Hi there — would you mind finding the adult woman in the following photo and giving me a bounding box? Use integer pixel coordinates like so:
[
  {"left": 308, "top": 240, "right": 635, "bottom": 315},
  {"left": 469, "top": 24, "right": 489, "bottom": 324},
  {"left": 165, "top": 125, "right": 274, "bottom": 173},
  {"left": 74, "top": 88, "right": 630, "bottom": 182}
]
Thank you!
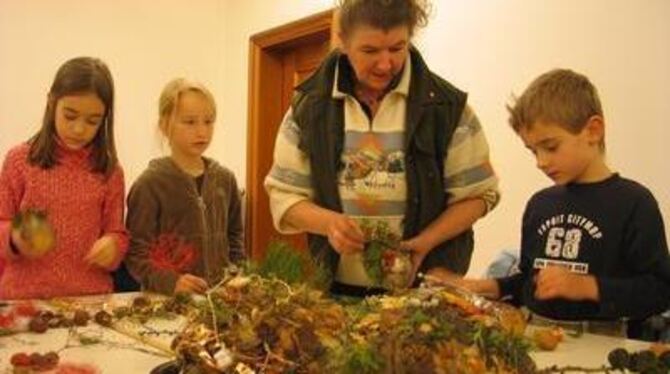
[{"left": 265, "top": 0, "right": 499, "bottom": 296}]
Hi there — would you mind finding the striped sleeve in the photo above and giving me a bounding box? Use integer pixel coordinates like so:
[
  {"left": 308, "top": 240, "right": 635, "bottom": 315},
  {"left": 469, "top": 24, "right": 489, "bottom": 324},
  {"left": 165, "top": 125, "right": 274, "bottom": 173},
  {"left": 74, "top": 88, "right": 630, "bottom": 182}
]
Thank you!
[
  {"left": 443, "top": 104, "right": 500, "bottom": 213},
  {"left": 263, "top": 107, "right": 314, "bottom": 233}
]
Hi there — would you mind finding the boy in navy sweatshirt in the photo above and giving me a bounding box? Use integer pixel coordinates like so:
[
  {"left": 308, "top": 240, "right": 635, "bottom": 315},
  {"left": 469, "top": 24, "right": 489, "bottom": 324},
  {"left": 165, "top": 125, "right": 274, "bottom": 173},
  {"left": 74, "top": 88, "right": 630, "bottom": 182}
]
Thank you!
[{"left": 448, "top": 69, "right": 670, "bottom": 336}]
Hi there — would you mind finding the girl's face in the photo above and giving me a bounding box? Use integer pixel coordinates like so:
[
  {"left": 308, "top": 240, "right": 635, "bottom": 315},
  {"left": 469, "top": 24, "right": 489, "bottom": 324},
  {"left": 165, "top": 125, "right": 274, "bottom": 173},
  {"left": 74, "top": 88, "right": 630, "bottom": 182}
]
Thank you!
[
  {"left": 54, "top": 93, "right": 105, "bottom": 150},
  {"left": 164, "top": 91, "right": 215, "bottom": 160}
]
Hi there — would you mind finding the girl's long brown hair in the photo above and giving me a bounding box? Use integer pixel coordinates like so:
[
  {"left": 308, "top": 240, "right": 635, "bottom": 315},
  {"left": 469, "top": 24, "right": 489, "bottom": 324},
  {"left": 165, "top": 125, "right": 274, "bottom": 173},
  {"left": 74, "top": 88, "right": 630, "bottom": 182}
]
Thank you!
[{"left": 28, "top": 56, "right": 118, "bottom": 177}]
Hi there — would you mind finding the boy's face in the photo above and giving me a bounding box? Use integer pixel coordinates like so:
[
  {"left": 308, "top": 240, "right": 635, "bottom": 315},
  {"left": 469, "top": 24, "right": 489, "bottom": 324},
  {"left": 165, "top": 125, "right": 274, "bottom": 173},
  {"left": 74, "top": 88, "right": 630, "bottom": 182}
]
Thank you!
[
  {"left": 518, "top": 118, "right": 604, "bottom": 185},
  {"left": 163, "top": 91, "right": 215, "bottom": 161},
  {"left": 54, "top": 93, "right": 105, "bottom": 150},
  {"left": 340, "top": 24, "right": 409, "bottom": 94}
]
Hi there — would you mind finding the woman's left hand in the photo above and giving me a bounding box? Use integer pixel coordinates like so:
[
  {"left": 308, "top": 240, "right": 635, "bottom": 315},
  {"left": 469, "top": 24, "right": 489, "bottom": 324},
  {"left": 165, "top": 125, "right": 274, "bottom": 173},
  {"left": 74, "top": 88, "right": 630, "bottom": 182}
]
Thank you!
[
  {"left": 400, "top": 237, "right": 432, "bottom": 286},
  {"left": 85, "top": 235, "right": 118, "bottom": 269}
]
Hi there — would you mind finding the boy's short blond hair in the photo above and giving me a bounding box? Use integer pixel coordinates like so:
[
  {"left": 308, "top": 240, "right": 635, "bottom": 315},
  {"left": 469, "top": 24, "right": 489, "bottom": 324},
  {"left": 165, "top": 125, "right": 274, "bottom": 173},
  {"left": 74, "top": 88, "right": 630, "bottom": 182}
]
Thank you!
[
  {"left": 507, "top": 69, "right": 603, "bottom": 136},
  {"left": 158, "top": 78, "right": 216, "bottom": 128}
]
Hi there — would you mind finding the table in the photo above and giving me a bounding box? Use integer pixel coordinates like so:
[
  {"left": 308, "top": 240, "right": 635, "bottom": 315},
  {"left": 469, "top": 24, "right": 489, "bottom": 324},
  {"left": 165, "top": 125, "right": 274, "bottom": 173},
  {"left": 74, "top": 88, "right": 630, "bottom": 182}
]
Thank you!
[
  {"left": 531, "top": 329, "right": 650, "bottom": 370},
  {"left": 0, "top": 324, "right": 169, "bottom": 373},
  {"left": 0, "top": 294, "right": 655, "bottom": 373}
]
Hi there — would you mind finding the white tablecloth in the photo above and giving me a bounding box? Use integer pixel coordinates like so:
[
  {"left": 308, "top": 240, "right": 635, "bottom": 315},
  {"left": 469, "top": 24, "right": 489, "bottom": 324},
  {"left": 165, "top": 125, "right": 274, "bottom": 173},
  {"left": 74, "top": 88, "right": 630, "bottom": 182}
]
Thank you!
[{"left": 0, "top": 294, "right": 654, "bottom": 373}]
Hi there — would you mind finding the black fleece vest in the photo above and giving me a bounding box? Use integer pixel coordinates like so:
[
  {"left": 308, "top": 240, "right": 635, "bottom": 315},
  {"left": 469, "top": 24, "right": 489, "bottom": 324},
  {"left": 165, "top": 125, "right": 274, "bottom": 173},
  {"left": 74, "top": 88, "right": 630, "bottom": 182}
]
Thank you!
[{"left": 291, "top": 47, "right": 474, "bottom": 281}]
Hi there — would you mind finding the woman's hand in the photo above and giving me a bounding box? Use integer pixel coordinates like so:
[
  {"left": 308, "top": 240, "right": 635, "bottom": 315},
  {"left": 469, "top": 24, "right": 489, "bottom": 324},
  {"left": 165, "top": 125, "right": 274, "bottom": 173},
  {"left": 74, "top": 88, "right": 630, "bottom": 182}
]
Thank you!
[
  {"left": 400, "top": 236, "right": 432, "bottom": 285},
  {"left": 326, "top": 214, "right": 365, "bottom": 254},
  {"left": 174, "top": 274, "right": 209, "bottom": 294},
  {"left": 85, "top": 235, "right": 119, "bottom": 268}
]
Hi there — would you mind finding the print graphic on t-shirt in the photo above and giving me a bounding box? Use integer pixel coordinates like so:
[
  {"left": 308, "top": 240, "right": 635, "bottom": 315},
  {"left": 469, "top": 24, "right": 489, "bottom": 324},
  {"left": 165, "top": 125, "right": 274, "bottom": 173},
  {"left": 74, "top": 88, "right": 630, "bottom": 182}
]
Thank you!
[
  {"left": 340, "top": 132, "right": 404, "bottom": 192},
  {"left": 338, "top": 131, "right": 406, "bottom": 222},
  {"left": 534, "top": 213, "right": 603, "bottom": 274},
  {"left": 533, "top": 258, "right": 589, "bottom": 274}
]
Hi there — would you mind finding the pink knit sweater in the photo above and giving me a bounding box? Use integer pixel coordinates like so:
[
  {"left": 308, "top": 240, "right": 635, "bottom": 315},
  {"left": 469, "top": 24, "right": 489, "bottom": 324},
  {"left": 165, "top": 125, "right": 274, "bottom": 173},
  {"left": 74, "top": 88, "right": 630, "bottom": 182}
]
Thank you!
[{"left": 0, "top": 142, "right": 128, "bottom": 300}]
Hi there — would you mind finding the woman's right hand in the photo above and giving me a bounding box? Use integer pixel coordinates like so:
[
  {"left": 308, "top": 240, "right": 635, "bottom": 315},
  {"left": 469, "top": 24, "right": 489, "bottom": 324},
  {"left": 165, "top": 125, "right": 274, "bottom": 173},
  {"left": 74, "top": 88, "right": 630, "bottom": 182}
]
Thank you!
[
  {"left": 326, "top": 214, "right": 365, "bottom": 255},
  {"left": 174, "top": 274, "right": 209, "bottom": 294}
]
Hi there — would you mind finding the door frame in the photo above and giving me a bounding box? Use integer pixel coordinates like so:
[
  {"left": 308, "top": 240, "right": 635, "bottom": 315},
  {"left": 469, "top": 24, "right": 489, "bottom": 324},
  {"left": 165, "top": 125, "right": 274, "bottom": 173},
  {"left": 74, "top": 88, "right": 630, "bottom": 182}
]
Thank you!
[{"left": 246, "top": 9, "right": 334, "bottom": 260}]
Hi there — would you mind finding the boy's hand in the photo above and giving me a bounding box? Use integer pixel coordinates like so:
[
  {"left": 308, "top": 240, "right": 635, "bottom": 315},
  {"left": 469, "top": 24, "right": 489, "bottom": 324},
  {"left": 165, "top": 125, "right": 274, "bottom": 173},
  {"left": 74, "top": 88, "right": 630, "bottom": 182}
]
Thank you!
[
  {"left": 535, "top": 266, "right": 599, "bottom": 301},
  {"left": 85, "top": 236, "right": 118, "bottom": 269},
  {"left": 326, "top": 214, "right": 365, "bottom": 254},
  {"left": 174, "top": 274, "right": 208, "bottom": 294}
]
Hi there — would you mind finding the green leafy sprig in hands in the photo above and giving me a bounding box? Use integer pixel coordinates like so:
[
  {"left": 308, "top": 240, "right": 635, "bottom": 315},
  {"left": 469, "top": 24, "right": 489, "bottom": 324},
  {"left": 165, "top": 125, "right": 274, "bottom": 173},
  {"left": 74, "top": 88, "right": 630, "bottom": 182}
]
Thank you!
[{"left": 360, "top": 220, "right": 412, "bottom": 289}]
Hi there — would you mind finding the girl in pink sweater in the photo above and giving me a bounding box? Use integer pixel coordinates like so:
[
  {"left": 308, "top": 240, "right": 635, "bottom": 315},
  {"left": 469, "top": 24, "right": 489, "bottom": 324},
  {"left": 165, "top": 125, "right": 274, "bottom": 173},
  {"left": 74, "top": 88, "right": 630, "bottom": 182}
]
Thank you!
[{"left": 0, "top": 57, "right": 128, "bottom": 300}]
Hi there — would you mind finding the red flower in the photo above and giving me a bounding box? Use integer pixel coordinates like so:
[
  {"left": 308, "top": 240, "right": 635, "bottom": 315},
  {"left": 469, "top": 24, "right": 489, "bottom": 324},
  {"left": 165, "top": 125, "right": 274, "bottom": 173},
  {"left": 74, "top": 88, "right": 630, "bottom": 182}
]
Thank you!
[{"left": 148, "top": 233, "right": 197, "bottom": 273}]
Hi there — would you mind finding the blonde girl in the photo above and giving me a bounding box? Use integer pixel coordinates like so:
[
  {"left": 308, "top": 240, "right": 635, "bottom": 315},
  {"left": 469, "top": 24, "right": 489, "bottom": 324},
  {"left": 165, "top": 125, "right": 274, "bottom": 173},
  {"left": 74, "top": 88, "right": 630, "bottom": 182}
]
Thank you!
[{"left": 125, "top": 79, "right": 244, "bottom": 294}]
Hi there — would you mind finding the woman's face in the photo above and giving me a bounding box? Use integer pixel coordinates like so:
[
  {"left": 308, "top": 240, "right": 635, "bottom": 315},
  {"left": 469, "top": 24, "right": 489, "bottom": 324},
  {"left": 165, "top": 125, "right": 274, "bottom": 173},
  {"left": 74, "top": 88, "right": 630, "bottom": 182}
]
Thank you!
[
  {"left": 341, "top": 24, "right": 410, "bottom": 94},
  {"left": 54, "top": 93, "right": 105, "bottom": 150}
]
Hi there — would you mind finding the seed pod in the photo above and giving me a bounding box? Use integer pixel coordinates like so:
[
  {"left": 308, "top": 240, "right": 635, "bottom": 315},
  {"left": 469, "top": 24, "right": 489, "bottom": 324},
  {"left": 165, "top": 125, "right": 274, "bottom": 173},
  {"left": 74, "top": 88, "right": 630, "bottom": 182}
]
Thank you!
[
  {"left": 608, "top": 348, "right": 630, "bottom": 370},
  {"left": 94, "top": 310, "right": 113, "bottom": 327},
  {"left": 10, "top": 352, "right": 31, "bottom": 367},
  {"left": 43, "top": 351, "right": 59, "bottom": 367},
  {"left": 28, "top": 316, "right": 49, "bottom": 333},
  {"left": 73, "top": 310, "right": 90, "bottom": 326}
]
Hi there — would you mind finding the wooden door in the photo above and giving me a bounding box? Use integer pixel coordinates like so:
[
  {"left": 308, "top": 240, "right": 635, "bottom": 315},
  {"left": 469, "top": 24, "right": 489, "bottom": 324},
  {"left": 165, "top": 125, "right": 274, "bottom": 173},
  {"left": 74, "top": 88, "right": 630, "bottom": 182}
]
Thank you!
[{"left": 247, "top": 10, "right": 333, "bottom": 260}]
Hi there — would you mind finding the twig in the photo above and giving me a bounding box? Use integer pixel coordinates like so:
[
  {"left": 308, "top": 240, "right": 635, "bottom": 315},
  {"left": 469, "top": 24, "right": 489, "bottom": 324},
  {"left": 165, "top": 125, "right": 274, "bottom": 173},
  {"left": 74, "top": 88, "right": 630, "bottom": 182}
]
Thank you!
[{"left": 537, "top": 365, "right": 613, "bottom": 373}]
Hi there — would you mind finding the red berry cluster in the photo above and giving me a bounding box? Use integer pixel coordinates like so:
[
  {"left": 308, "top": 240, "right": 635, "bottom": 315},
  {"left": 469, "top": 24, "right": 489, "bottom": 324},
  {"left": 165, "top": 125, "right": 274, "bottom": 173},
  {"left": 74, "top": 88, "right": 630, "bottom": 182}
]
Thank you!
[
  {"left": 0, "top": 302, "right": 39, "bottom": 330},
  {"left": 28, "top": 310, "right": 91, "bottom": 333},
  {"left": 10, "top": 351, "right": 59, "bottom": 371}
]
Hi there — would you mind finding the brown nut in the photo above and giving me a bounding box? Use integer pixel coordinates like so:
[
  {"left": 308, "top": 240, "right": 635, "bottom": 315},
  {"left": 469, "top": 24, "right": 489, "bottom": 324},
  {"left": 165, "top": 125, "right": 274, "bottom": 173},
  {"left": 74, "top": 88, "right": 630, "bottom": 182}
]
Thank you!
[
  {"left": 28, "top": 317, "right": 49, "bottom": 333},
  {"left": 94, "top": 310, "right": 113, "bottom": 327},
  {"left": 533, "top": 328, "right": 562, "bottom": 351},
  {"left": 72, "top": 310, "right": 90, "bottom": 326}
]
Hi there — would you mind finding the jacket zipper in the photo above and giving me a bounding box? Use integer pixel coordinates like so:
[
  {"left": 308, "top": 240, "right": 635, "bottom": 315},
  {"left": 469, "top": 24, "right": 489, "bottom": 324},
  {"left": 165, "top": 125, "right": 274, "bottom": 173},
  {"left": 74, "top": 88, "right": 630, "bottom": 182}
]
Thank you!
[{"left": 191, "top": 176, "right": 211, "bottom": 284}]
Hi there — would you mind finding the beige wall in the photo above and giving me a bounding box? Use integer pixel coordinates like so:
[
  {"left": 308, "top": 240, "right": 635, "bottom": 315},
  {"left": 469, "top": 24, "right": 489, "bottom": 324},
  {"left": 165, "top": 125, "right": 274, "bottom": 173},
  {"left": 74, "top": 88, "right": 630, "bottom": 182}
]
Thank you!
[
  {"left": 1, "top": 0, "right": 668, "bottom": 276},
  {"left": 0, "top": 0, "right": 227, "bottom": 185},
  {"left": 221, "top": 0, "right": 670, "bottom": 276}
]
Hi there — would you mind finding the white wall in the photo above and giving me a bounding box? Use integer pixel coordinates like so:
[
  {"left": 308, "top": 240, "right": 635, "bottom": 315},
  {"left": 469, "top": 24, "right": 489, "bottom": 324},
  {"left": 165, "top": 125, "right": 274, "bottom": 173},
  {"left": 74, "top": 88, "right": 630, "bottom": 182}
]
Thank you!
[
  {"left": 1, "top": 0, "right": 668, "bottom": 277},
  {"left": 413, "top": 0, "right": 670, "bottom": 275},
  {"left": 0, "top": 0, "right": 227, "bottom": 186},
  {"left": 221, "top": 0, "right": 670, "bottom": 276}
]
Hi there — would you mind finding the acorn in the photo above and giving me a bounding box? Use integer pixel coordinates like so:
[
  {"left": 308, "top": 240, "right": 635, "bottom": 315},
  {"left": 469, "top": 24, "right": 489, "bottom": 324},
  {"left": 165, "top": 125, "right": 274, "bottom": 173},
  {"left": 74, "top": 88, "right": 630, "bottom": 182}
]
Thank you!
[
  {"left": 94, "top": 310, "right": 113, "bottom": 327},
  {"left": 42, "top": 351, "right": 59, "bottom": 368},
  {"left": 72, "top": 310, "right": 90, "bottom": 326},
  {"left": 628, "top": 350, "right": 658, "bottom": 372},
  {"left": 29, "top": 352, "right": 44, "bottom": 366},
  {"left": 28, "top": 316, "right": 49, "bottom": 333},
  {"left": 608, "top": 348, "right": 630, "bottom": 370},
  {"left": 10, "top": 352, "right": 31, "bottom": 367}
]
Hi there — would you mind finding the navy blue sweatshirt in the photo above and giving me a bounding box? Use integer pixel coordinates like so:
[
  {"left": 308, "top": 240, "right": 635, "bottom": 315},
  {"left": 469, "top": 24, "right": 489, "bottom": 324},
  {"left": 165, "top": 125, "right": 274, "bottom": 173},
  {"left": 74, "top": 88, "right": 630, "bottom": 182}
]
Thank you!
[{"left": 498, "top": 174, "right": 670, "bottom": 321}]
